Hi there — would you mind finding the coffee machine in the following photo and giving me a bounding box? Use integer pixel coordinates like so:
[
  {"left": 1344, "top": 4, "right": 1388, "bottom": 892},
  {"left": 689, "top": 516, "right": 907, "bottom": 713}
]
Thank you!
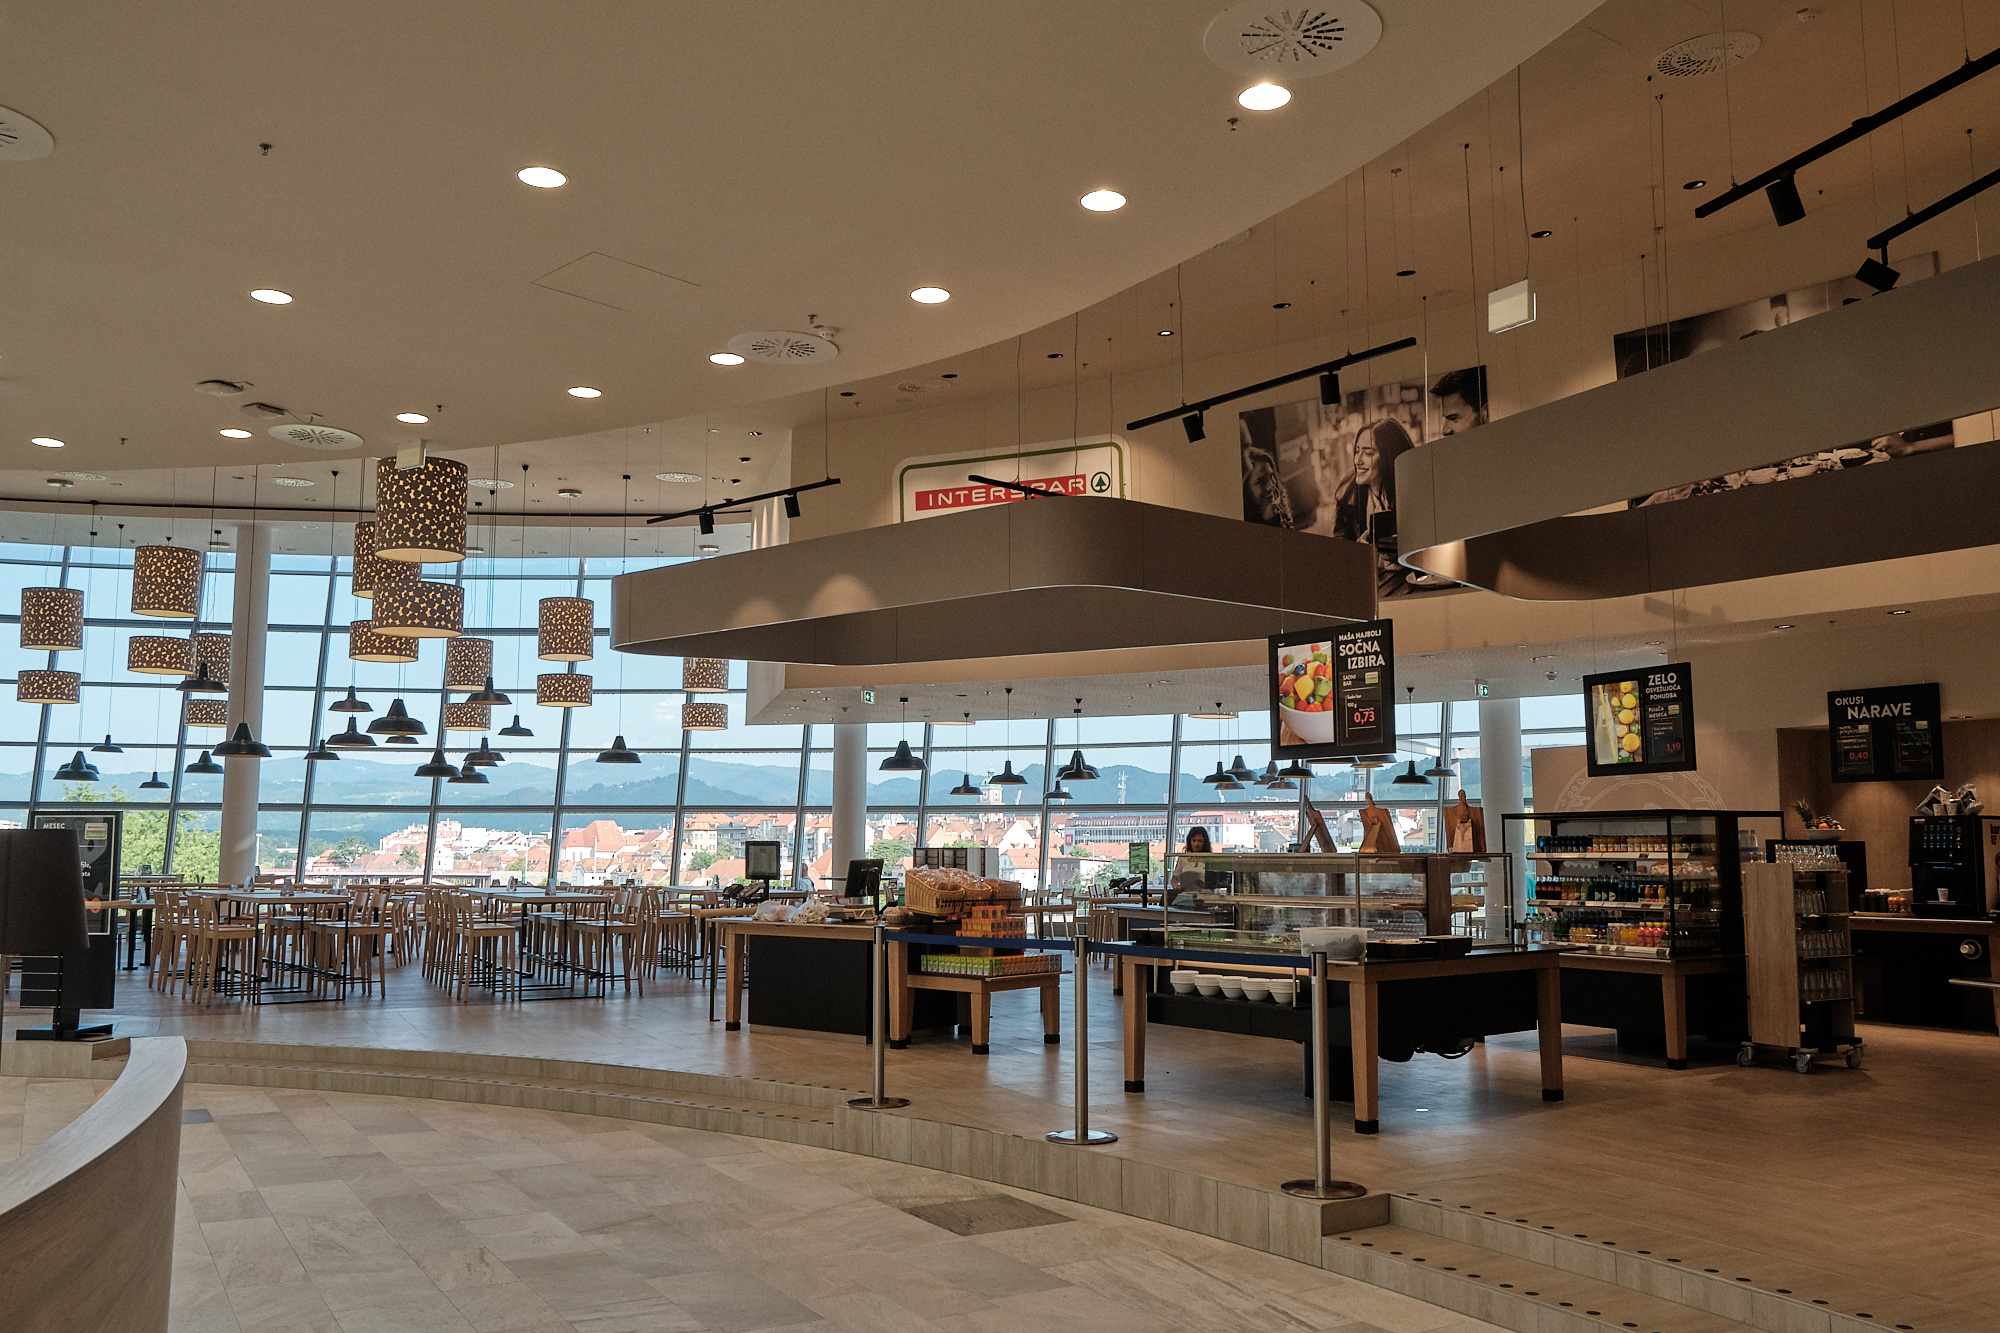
[{"left": 1907, "top": 815, "right": 1992, "bottom": 919}]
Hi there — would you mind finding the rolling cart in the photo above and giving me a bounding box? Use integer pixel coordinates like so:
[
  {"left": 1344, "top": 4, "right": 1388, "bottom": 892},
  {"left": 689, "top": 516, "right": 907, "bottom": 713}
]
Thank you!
[{"left": 1739, "top": 859, "right": 1864, "bottom": 1073}]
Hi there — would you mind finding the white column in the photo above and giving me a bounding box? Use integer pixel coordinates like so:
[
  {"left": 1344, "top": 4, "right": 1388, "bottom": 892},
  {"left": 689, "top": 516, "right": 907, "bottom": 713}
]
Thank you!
[
  {"left": 1477, "top": 696, "right": 1525, "bottom": 939},
  {"left": 830, "top": 722, "right": 867, "bottom": 890},
  {"left": 218, "top": 522, "right": 271, "bottom": 886}
]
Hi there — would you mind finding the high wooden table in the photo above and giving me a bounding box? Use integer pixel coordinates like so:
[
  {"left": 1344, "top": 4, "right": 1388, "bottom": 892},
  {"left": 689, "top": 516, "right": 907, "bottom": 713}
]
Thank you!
[{"left": 1115, "top": 944, "right": 1564, "bottom": 1134}]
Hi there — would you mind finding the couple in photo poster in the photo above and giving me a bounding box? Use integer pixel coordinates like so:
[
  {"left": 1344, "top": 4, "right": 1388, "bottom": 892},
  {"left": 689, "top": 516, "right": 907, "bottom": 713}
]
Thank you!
[{"left": 1238, "top": 365, "right": 1485, "bottom": 597}]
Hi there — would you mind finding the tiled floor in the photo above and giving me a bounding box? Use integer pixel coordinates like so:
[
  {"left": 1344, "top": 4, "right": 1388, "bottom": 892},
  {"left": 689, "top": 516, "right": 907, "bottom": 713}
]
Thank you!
[
  {"left": 4, "top": 1076, "right": 1507, "bottom": 1333},
  {"left": 9, "top": 955, "right": 1999, "bottom": 1328}
]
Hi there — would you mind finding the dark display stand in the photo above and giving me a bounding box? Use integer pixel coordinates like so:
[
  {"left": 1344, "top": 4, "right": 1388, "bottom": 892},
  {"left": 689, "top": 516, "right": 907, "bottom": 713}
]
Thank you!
[
  {"left": 17, "top": 811, "right": 120, "bottom": 1041},
  {"left": 745, "top": 933, "right": 952, "bottom": 1039}
]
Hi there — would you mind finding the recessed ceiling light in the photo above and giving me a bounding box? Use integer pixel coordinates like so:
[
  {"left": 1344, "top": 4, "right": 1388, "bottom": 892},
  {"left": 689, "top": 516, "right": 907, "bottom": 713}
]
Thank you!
[
  {"left": 1644, "top": 640, "right": 1665, "bottom": 646},
  {"left": 1238, "top": 83, "right": 1291, "bottom": 111},
  {"left": 219, "top": 428, "right": 252, "bottom": 439},
  {"left": 1080, "top": 189, "right": 1126, "bottom": 212},
  {"left": 566, "top": 386, "right": 602, "bottom": 398},
  {"left": 1682, "top": 179, "right": 1708, "bottom": 190},
  {"left": 517, "top": 166, "right": 566, "bottom": 188},
  {"left": 271, "top": 476, "right": 314, "bottom": 488},
  {"left": 747, "top": 430, "right": 763, "bottom": 436},
  {"left": 250, "top": 288, "right": 293, "bottom": 304},
  {"left": 1395, "top": 268, "right": 1416, "bottom": 277},
  {"left": 709, "top": 352, "right": 745, "bottom": 365},
  {"left": 1157, "top": 329, "right": 1173, "bottom": 337},
  {"left": 1531, "top": 229, "right": 1554, "bottom": 238},
  {"left": 698, "top": 543, "right": 720, "bottom": 554},
  {"left": 656, "top": 471, "right": 701, "bottom": 483},
  {"left": 30, "top": 436, "right": 64, "bottom": 448},
  {"left": 1774, "top": 623, "right": 1795, "bottom": 630},
  {"left": 395, "top": 412, "right": 429, "bottom": 424},
  {"left": 910, "top": 287, "right": 950, "bottom": 304},
  {"left": 1888, "top": 608, "right": 1910, "bottom": 615},
  {"left": 1272, "top": 301, "right": 1292, "bottom": 309}
]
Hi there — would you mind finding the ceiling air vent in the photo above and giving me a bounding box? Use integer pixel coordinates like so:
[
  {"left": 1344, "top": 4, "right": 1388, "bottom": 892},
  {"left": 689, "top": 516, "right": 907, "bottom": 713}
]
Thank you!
[
  {"left": 0, "top": 104, "right": 54, "bottom": 161},
  {"left": 1202, "top": 2, "right": 1382, "bottom": 77},
  {"left": 726, "top": 330, "right": 838, "bottom": 365},
  {"left": 893, "top": 377, "right": 953, "bottom": 396},
  {"left": 1654, "top": 32, "right": 1759, "bottom": 78},
  {"left": 267, "top": 423, "right": 366, "bottom": 451}
]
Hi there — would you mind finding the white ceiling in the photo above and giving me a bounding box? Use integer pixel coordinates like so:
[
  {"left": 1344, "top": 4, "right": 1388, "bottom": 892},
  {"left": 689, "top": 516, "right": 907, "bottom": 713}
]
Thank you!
[{"left": 0, "top": 0, "right": 1597, "bottom": 477}]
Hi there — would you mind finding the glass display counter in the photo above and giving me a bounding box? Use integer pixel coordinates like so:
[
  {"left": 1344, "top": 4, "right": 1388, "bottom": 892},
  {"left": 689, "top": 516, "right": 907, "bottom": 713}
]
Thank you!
[{"left": 1158, "top": 851, "right": 1514, "bottom": 952}]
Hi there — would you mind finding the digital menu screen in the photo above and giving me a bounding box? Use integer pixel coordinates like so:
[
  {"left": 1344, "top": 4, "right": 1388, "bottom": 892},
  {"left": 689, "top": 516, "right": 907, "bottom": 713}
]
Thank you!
[
  {"left": 1827, "top": 682, "right": 1943, "bottom": 783},
  {"left": 1269, "top": 620, "right": 1398, "bottom": 762},
  {"left": 1583, "top": 663, "right": 1697, "bottom": 776}
]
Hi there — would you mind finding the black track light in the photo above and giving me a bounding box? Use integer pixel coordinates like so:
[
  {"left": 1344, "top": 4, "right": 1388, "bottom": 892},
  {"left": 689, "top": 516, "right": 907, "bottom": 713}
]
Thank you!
[
  {"left": 184, "top": 750, "right": 224, "bottom": 775},
  {"left": 54, "top": 750, "right": 100, "bottom": 782},
  {"left": 213, "top": 722, "right": 272, "bottom": 759},
  {"left": 90, "top": 734, "right": 123, "bottom": 754},
  {"left": 415, "top": 746, "right": 459, "bottom": 778},
  {"left": 1182, "top": 412, "right": 1205, "bottom": 443},
  {"left": 698, "top": 509, "right": 715, "bottom": 536},
  {"left": 1766, "top": 174, "right": 1806, "bottom": 227},
  {"left": 1319, "top": 370, "right": 1340, "bottom": 406},
  {"left": 1855, "top": 255, "right": 1900, "bottom": 292},
  {"left": 497, "top": 714, "right": 534, "bottom": 738},
  {"left": 783, "top": 491, "right": 802, "bottom": 519},
  {"left": 329, "top": 686, "right": 373, "bottom": 713}
]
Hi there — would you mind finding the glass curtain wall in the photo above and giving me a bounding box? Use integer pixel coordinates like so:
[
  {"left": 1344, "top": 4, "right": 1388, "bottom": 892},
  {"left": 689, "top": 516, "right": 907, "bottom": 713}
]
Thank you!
[{"left": 2, "top": 542, "right": 1581, "bottom": 889}]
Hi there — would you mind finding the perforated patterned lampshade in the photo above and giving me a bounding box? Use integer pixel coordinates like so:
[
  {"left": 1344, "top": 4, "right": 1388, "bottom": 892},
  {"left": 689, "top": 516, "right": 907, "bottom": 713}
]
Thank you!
[
  {"left": 194, "top": 631, "right": 231, "bottom": 684},
  {"left": 681, "top": 700, "right": 728, "bottom": 731},
  {"left": 126, "top": 635, "right": 193, "bottom": 675},
  {"left": 182, "top": 698, "right": 228, "bottom": 729},
  {"left": 19, "top": 587, "right": 83, "bottom": 651},
  {"left": 373, "top": 455, "right": 468, "bottom": 563},
  {"left": 535, "top": 672, "right": 592, "bottom": 708},
  {"left": 680, "top": 657, "right": 728, "bottom": 692},
  {"left": 371, "top": 581, "right": 463, "bottom": 638},
  {"left": 444, "top": 636, "right": 493, "bottom": 691},
  {"left": 348, "top": 619, "right": 419, "bottom": 664},
  {"left": 131, "top": 544, "right": 202, "bottom": 618},
  {"left": 351, "top": 520, "right": 418, "bottom": 600},
  {"left": 17, "top": 669, "right": 79, "bottom": 705},
  {"left": 442, "top": 702, "right": 491, "bottom": 732},
  {"left": 536, "top": 597, "right": 594, "bottom": 661}
]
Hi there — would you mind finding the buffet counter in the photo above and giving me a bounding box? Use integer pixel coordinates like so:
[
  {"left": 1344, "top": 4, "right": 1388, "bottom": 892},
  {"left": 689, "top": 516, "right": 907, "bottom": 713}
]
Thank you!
[
  {"left": 1850, "top": 914, "right": 2000, "bottom": 1032},
  {"left": 720, "top": 920, "right": 952, "bottom": 1042}
]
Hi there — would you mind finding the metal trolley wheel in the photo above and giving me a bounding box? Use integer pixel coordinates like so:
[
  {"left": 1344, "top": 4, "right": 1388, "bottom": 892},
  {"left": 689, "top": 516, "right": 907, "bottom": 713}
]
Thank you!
[
  {"left": 1791, "top": 1048, "right": 1814, "bottom": 1074},
  {"left": 1736, "top": 1042, "right": 1755, "bottom": 1067}
]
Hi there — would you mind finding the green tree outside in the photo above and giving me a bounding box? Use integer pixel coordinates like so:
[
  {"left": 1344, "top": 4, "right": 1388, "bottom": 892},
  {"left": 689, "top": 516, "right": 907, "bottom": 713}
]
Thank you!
[{"left": 57, "top": 783, "right": 221, "bottom": 881}]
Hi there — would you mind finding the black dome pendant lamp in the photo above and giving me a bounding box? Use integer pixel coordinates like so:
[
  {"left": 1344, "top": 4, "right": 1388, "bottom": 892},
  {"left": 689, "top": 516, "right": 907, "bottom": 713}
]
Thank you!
[
  {"left": 329, "top": 685, "right": 373, "bottom": 714},
  {"left": 90, "top": 734, "right": 123, "bottom": 754},
  {"left": 54, "top": 750, "right": 100, "bottom": 782},
  {"left": 878, "top": 696, "right": 926, "bottom": 771},
  {"left": 184, "top": 750, "right": 224, "bottom": 775},
  {"left": 325, "top": 717, "right": 376, "bottom": 748},
  {"left": 498, "top": 714, "right": 534, "bottom": 738}
]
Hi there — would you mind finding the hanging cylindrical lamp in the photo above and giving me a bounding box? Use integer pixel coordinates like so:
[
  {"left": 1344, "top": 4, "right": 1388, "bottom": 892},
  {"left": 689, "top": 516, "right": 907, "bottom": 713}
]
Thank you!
[
  {"left": 131, "top": 544, "right": 202, "bottom": 618},
  {"left": 442, "top": 702, "right": 491, "bottom": 732},
  {"left": 348, "top": 620, "right": 419, "bottom": 664},
  {"left": 183, "top": 698, "right": 229, "bottom": 729},
  {"left": 372, "top": 454, "right": 468, "bottom": 563},
  {"left": 536, "top": 672, "right": 592, "bottom": 708},
  {"left": 17, "top": 669, "right": 80, "bottom": 704},
  {"left": 444, "top": 636, "right": 493, "bottom": 691},
  {"left": 372, "top": 580, "right": 463, "bottom": 638},
  {"left": 194, "top": 631, "right": 232, "bottom": 685},
  {"left": 681, "top": 700, "right": 727, "bottom": 730},
  {"left": 351, "top": 520, "right": 418, "bottom": 600},
  {"left": 19, "top": 587, "right": 83, "bottom": 651},
  {"left": 126, "top": 635, "right": 193, "bottom": 676},
  {"left": 536, "top": 596, "right": 594, "bottom": 661},
  {"left": 680, "top": 657, "right": 728, "bottom": 692}
]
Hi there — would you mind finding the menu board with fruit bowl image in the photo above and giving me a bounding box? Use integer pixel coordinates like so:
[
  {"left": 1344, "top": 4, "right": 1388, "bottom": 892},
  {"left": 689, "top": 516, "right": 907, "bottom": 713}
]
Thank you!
[
  {"left": 1268, "top": 619, "right": 1397, "bottom": 761},
  {"left": 1583, "top": 662, "right": 1696, "bottom": 777}
]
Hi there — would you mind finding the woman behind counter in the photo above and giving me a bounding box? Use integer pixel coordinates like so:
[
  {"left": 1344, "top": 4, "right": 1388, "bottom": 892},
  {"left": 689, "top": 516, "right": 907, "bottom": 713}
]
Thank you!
[{"left": 1173, "top": 827, "right": 1214, "bottom": 903}]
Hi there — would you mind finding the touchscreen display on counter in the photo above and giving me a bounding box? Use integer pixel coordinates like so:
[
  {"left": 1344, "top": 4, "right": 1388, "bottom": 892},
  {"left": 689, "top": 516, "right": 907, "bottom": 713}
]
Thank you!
[{"left": 1583, "top": 663, "right": 1697, "bottom": 776}]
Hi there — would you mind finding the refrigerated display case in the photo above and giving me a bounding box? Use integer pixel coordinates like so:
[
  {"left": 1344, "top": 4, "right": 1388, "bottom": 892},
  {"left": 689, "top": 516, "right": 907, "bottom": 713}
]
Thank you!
[{"left": 1158, "top": 850, "right": 1514, "bottom": 951}]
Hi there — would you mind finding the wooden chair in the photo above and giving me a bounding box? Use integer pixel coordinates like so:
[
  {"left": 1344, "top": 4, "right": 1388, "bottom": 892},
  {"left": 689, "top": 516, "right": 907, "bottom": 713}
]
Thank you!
[
  {"left": 147, "top": 889, "right": 194, "bottom": 992},
  {"left": 184, "top": 895, "right": 261, "bottom": 1006},
  {"left": 440, "top": 891, "right": 518, "bottom": 999},
  {"left": 306, "top": 887, "right": 390, "bottom": 998}
]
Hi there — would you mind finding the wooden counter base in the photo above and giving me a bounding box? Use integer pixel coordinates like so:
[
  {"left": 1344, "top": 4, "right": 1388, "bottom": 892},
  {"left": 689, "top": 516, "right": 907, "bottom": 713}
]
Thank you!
[{"left": 1556, "top": 952, "right": 1747, "bottom": 1068}]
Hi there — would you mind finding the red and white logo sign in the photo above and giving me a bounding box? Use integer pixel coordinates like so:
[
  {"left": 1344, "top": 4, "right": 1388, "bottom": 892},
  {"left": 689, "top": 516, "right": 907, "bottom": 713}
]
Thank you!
[
  {"left": 895, "top": 438, "right": 1126, "bottom": 522},
  {"left": 913, "top": 474, "right": 1090, "bottom": 513}
]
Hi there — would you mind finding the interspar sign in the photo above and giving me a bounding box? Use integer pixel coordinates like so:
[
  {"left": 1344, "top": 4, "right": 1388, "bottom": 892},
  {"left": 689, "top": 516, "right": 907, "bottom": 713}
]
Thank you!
[{"left": 895, "top": 437, "right": 1126, "bottom": 522}]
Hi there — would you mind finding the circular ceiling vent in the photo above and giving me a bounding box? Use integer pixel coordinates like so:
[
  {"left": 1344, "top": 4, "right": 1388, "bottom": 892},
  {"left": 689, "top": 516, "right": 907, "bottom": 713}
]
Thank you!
[
  {"left": 270, "top": 476, "right": 315, "bottom": 488},
  {"left": 656, "top": 471, "right": 702, "bottom": 483},
  {"left": 267, "top": 423, "right": 365, "bottom": 451},
  {"left": 53, "top": 470, "right": 104, "bottom": 481},
  {"left": 1202, "top": 2, "right": 1382, "bottom": 77},
  {"left": 726, "top": 330, "right": 839, "bottom": 364},
  {"left": 1654, "top": 31, "right": 1759, "bottom": 78},
  {"left": 466, "top": 477, "right": 515, "bottom": 489},
  {"left": 0, "top": 104, "right": 54, "bottom": 162},
  {"left": 893, "top": 377, "right": 953, "bottom": 395}
]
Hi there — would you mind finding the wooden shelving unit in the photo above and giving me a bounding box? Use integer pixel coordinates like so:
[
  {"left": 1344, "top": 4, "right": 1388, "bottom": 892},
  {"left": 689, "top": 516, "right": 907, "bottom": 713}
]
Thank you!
[{"left": 1741, "top": 861, "right": 1863, "bottom": 1073}]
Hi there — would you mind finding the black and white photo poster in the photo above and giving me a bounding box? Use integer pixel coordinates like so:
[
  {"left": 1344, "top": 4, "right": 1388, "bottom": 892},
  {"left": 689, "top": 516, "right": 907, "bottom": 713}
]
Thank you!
[
  {"left": 1827, "top": 683, "right": 1944, "bottom": 783},
  {"left": 1238, "top": 366, "right": 1485, "bottom": 598},
  {"left": 1584, "top": 664, "right": 1697, "bottom": 777}
]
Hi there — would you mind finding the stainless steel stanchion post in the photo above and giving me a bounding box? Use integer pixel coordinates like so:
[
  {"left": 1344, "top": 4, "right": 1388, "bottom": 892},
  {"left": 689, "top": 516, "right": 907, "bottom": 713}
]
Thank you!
[
  {"left": 1048, "top": 935, "right": 1115, "bottom": 1145},
  {"left": 1282, "top": 950, "right": 1365, "bottom": 1199},
  {"left": 848, "top": 920, "right": 909, "bottom": 1110}
]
